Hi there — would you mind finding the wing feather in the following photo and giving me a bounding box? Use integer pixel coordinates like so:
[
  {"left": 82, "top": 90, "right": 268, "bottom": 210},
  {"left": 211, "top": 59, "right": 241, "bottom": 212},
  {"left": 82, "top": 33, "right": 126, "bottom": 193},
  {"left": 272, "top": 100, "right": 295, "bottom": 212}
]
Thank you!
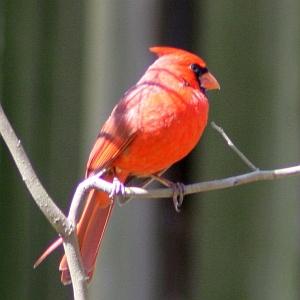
[{"left": 86, "top": 87, "right": 142, "bottom": 177}]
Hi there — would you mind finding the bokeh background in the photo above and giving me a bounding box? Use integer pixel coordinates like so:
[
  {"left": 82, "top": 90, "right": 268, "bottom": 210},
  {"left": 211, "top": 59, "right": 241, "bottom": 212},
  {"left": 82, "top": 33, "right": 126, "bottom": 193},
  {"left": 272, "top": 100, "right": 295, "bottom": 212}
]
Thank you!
[{"left": 1, "top": 1, "right": 300, "bottom": 299}]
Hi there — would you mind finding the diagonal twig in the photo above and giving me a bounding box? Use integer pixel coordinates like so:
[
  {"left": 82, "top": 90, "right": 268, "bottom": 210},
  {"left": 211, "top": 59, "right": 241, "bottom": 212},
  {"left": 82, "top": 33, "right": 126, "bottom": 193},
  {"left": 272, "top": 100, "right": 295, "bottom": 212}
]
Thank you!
[
  {"left": 0, "top": 104, "right": 88, "bottom": 300},
  {"left": 211, "top": 121, "right": 259, "bottom": 171}
]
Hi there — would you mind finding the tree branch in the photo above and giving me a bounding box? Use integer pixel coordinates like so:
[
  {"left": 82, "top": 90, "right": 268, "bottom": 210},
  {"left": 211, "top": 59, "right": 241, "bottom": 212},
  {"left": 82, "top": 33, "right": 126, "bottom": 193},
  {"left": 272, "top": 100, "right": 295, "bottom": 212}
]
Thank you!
[
  {"left": 0, "top": 104, "right": 88, "bottom": 300},
  {"left": 71, "top": 164, "right": 300, "bottom": 205},
  {"left": 2, "top": 101, "right": 300, "bottom": 300},
  {"left": 211, "top": 122, "right": 259, "bottom": 171}
]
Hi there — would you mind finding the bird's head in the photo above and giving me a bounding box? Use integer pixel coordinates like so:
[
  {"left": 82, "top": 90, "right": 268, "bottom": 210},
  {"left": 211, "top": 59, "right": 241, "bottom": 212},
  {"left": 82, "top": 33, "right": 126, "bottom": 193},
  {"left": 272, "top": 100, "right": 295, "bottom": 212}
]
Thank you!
[{"left": 150, "top": 46, "right": 220, "bottom": 92}]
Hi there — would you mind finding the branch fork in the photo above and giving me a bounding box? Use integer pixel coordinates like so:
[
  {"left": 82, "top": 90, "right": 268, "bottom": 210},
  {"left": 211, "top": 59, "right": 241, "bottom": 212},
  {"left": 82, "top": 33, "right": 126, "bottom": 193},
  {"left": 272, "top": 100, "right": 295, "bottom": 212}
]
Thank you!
[{"left": 1, "top": 102, "right": 300, "bottom": 300}]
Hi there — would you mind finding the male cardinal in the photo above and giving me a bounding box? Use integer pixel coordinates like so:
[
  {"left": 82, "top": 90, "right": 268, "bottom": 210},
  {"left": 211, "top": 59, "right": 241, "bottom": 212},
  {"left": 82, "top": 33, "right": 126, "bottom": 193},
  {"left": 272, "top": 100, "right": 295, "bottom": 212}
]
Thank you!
[{"left": 35, "top": 46, "right": 219, "bottom": 284}]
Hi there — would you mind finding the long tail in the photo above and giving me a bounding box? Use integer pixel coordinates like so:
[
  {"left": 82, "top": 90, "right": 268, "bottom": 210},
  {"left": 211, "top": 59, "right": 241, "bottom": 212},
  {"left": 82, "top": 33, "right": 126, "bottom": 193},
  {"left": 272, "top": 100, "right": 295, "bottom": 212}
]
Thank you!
[
  {"left": 34, "top": 188, "right": 114, "bottom": 285},
  {"left": 60, "top": 189, "right": 113, "bottom": 284}
]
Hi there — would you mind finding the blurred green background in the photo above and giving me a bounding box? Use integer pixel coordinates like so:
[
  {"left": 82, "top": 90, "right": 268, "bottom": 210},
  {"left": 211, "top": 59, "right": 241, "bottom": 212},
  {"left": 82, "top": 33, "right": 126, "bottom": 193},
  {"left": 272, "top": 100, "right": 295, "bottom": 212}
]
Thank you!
[{"left": 1, "top": 1, "right": 300, "bottom": 299}]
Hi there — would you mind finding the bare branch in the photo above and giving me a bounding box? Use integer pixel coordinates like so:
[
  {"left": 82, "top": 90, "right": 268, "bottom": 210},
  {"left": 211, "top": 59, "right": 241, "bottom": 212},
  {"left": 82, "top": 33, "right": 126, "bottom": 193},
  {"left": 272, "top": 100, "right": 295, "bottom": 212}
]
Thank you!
[
  {"left": 2, "top": 101, "right": 300, "bottom": 300},
  {"left": 0, "top": 104, "right": 87, "bottom": 300},
  {"left": 68, "top": 170, "right": 108, "bottom": 223},
  {"left": 72, "top": 165, "right": 300, "bottom": 202},
  {"left": 211, "top": 122, "right": 259, "bottom": 171}
]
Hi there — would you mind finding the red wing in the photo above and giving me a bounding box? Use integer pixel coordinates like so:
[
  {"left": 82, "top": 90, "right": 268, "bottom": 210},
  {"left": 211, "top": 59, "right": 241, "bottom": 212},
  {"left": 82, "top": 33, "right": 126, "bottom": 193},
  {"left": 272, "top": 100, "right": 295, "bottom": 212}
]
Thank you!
[
  {"left": 86, "top": 93, "right": 141, "bottom": 177},
  {"left": 86, "top": 121, "right": 138, "bottom": 177}
]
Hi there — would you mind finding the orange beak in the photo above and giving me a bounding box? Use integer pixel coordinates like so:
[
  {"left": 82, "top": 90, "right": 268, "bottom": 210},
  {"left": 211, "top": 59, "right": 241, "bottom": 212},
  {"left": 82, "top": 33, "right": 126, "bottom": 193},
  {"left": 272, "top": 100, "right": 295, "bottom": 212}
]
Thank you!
[{"left": 200, "top": 71, "right": 220, "bottom": 90}]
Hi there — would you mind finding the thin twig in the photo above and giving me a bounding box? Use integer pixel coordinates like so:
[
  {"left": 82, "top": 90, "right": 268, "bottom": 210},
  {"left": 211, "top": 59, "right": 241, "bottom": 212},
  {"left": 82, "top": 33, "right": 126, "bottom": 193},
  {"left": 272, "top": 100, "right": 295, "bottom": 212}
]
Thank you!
[
  {"left": 0, "top": 104, "right": 88, "bottom": 300},
  {"left": 211, "top": 122, "right": 259, "bottom": 171}
]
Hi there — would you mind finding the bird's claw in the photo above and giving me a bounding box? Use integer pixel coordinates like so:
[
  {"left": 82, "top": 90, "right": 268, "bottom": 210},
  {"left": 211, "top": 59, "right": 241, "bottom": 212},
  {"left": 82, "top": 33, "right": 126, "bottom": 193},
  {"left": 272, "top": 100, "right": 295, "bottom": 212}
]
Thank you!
[
  {"left": 171, "top": 182, "right": 185, "bottom": 213},
  {"left": 109, "top": 177, "right": 125, "bottom": 203}
]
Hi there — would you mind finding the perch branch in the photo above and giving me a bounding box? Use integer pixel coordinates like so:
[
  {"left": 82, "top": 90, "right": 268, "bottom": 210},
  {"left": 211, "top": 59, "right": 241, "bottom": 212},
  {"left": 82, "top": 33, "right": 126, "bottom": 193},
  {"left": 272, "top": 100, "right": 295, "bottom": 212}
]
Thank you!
[
  {"left": 2, "top": 100, "right": 300, "bottom": 300},
  {"left": 71, "top": 164, "right": 300, "bottom": 203},
  {"left": 68, "top": 124, "right": 300, "bottom": 223}
]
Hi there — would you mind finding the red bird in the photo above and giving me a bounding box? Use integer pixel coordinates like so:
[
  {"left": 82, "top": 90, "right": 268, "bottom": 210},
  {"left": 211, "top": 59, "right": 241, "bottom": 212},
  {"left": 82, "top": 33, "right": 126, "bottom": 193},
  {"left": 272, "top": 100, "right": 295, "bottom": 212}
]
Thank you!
[{"left": 35, "top": 46, "right": 219, "bottom": 284}]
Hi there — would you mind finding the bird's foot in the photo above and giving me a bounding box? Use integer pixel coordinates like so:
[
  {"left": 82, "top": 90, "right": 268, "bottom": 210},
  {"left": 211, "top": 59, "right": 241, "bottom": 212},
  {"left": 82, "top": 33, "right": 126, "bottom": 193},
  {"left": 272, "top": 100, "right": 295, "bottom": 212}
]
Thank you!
[
  {"left": 151, "top": 174, "right": 186, "bottom": 212},
  {"left": 170, "top": 182, "right": 186, "bottom": 213},
  {"left": 109, "top": 177, "right": 125, "bottom": 203}
]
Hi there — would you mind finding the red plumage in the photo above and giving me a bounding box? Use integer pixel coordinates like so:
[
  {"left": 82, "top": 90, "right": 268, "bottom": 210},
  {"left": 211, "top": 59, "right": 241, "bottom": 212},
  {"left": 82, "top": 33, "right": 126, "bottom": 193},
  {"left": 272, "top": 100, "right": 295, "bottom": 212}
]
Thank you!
[{"left": 35, "top": 46, "right": 219, "bottom": 284}]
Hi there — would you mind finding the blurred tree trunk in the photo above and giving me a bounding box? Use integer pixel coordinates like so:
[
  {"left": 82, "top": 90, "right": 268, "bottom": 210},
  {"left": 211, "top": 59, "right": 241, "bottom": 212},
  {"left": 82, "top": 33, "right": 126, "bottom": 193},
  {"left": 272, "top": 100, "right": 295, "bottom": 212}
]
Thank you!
[
  {"left": 82, "top": 1, "right": 160, "bottom": 299},
  {"left": 191, "top": 1, "right": 300, "bottom": 300},
  {"left": 1, "top": 1, "right": 83, "bottom": 299}
]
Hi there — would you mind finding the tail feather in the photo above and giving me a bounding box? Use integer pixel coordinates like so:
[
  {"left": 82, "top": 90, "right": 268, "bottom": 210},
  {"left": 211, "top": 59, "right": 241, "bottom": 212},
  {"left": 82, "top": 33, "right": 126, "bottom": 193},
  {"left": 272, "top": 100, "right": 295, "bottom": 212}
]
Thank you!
[
  {"left": 33, "top": 237, "right": 63, "bottom": 268},
  {"left": 35, "top": 174, "right": 126, "bottom": 285},
  {"left": 60, "top": 189, "right": 113, "bottom": 284}
]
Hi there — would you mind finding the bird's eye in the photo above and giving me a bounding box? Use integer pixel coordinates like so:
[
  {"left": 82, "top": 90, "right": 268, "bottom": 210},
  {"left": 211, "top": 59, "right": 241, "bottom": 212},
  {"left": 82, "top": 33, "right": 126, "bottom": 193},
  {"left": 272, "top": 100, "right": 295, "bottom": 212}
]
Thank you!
[{"left": 190, "top": 64, "right": 207, "bottom": 77}]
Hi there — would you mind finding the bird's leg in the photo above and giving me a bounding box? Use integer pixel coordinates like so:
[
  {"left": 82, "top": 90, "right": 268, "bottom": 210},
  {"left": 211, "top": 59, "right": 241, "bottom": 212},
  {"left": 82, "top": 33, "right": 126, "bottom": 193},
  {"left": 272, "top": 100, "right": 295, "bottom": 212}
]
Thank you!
[
  {"left": 151, "top": 174, "right": 186, "bottom": 213},
  {"left": 108, "top": 168, "right": 126, "bottom": 204},
  {"left": 109, "top": 177, "right": 125, "bottom": 199}
]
